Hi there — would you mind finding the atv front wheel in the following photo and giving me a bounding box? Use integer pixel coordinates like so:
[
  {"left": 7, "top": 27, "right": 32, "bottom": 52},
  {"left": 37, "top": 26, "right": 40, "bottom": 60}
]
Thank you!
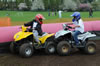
[
  {"left": 45, "top": 41, "right": 56, "bottom": 54},
  {"left": 19, "top": 43, "right": 34, "bottom": 58},
  {"left": 57, "top": 41, "right": 71, "bottom": 56},
  {"left": 84, "top": 42, "right": 96, "bottom": 55},
  {"left": 10, "top": 42, "right": 16, "bottom": 53}
]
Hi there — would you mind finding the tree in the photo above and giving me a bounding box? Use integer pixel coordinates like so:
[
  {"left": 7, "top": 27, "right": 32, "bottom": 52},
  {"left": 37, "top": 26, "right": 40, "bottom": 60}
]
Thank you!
[
  {"left": 72, "top": 0, "right": 80, "bottom": 9},
  {"left": 43, "top": 0, "right": 49, "bottom": 10},
  {"left": 31, "top": 0, "right": 45, "bottom": 10},
  {"left": 25, "top": 0, "right": 32, "bottom": 9},
  {"left": 88, "top": 0, "right": 94, "bottom": 3},
  {"left": 43, "top": 0, "right": 62, "bottom": 10},
  {"left": 80, "top": 0, "right": 94, "bottom": 3},
  {"left": 0, "top": 0, "right": 3, "bottom": 9},
  {"left": 91, "top": 1, "right": 100, "bottom": 10},
  {"left": 63, "top": 0, "right": 77, "bottom": 11}
]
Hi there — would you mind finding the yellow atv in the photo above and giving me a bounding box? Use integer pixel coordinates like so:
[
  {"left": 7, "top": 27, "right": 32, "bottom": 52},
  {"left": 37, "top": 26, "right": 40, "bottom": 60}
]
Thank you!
[{"left": 10, "top": 26, "right": 55, "bottom": 58}]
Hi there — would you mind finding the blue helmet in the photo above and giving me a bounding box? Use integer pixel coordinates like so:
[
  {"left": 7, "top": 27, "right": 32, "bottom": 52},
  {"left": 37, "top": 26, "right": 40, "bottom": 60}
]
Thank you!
[
  {"left": 71, "top": 12, "right": 81, "bottom": 22},
  {"left": 71, "top": 12, "right": 81, "bottom": 18}
]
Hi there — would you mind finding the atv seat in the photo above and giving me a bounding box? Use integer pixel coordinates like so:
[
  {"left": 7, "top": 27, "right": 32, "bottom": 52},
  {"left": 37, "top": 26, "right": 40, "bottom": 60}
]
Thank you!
[
  {"left": 80, "top": 32, "right": 86, "bottom": 34},
  {"left": 72, "top": 31, "right": 86, "bottom": 36},
  {"left": 78, "top": 32, "right": 88, "bottom": 37}
]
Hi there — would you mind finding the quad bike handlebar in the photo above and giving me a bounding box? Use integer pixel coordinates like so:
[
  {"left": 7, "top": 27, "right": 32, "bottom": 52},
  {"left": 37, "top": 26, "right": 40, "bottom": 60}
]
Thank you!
[
  {"left": 19, "top": 25, "right": 32, "bottom": 32},
  {"left": 65, "top": 24, "right": 72, "bottom": 29},
  {"left": 62, "top": 24, "right": 72, "bottom": 30}
]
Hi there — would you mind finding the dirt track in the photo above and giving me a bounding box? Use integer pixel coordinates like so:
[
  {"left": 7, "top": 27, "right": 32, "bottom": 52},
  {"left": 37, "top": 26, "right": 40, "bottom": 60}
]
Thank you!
[{"left": 0, "top": 40, "right": 100, "bottom": 66}]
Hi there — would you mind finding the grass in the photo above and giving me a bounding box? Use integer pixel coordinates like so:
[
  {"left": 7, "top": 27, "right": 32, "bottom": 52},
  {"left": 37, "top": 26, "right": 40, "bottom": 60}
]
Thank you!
[{"left": 0, "top": 11, "right": 100, "bottom": 26}]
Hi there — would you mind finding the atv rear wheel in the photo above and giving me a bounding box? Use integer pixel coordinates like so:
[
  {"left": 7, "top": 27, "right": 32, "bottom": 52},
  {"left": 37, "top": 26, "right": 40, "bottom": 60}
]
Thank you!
[
  {"left": 57, "top": 41, "right": 71, "bottom": 56},
  {"left": 84, "top": 42, "right": 96, "bottom": 55},
  {"left": 19, "top": 43, "right": 34, "bottom": 58},
  {"left": 45, "top": 41, "right": 56, "bottom": 54}
]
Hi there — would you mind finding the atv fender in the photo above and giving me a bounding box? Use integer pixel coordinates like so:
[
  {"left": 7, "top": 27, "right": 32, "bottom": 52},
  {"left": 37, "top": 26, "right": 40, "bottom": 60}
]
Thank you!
[
  {"left": 14, "top": 31, "right": 33, "bottom": 41},
  {"left": 39, "top": 33, "right": 54, "bottom": 44}
]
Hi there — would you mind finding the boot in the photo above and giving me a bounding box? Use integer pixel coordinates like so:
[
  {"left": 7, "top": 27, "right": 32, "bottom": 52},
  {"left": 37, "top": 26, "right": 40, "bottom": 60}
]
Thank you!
[
  {"left": 35, "top": 41, "right": 42, "bottom": 48},
  {"left": 75, "top": 43, "right": 84, "bottom": 47},
  {"left": 38, "top": 41, "right": 41, "bottom": 45}
]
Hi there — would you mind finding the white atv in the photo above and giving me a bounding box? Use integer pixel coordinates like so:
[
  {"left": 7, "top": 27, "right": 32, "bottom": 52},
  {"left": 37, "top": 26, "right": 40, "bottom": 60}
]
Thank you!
[{"left": 55, "top": 24, "right": 96, "bottom": 56}]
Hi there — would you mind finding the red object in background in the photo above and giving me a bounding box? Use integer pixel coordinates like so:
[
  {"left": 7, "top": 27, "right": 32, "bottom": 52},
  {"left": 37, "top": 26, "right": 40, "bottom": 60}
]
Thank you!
[{"left": 0, "top": 17, "right": 11, "bottom": 27}]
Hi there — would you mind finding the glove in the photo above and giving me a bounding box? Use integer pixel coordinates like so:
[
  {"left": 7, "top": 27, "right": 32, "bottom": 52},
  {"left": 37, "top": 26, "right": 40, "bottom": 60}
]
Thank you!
[
  {"left": 64, "top": 28, "right": 68, "bottom": 30},
  {"left": 68, "top": 26, "right": 72, "bottom": 29}
]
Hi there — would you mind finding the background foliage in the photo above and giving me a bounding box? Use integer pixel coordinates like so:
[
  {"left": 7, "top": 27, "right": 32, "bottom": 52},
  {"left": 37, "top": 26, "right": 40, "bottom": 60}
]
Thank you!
[{"left": 0, "top": 0, "right": 100, "bottom": 11}]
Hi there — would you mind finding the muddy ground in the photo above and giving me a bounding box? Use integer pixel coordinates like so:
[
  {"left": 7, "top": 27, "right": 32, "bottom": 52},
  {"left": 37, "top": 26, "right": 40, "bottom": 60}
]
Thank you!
[{"left": 0, "top": 40, "right": 100, "bottom": 66}]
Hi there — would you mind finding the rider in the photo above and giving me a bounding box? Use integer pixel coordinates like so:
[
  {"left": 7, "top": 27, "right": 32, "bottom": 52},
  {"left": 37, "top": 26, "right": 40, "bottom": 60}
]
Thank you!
[
  {"left": 24, "top": 14, "right": 45, "bottom": 45},
  {"left": 68, "top": 12, "right": 84, "bottom": 47}
]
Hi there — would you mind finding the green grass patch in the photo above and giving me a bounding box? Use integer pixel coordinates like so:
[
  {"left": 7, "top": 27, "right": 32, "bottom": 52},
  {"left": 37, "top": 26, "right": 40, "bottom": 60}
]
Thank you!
[{"left": 0, "top": 11, "right": 100, "bottom": 25}]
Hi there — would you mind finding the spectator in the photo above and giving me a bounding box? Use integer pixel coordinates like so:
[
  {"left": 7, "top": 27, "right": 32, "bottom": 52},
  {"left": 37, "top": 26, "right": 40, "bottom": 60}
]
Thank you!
[
  {"left": 55, "top": 10, "right": 57, "bottom": 16},
  {"left": 89, "top": 8, "right": 93, "bottom": 17},
  {"left": 48, "top": 9, "right": 50, "bottom": 16},
  {"left": 52, "top": 11, "right": 54, "bottom": 16},
  {"left": 58, "top": 10, "right": 62, "bottom": 18},
  {"left": 6, "top": 13, "right": 10, "bottom": 16}
]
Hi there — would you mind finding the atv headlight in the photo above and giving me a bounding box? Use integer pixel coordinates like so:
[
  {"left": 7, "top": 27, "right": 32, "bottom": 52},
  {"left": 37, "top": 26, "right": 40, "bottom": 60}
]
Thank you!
[{"left": 16, "top": 35, "right": 19, "bottom": 39}]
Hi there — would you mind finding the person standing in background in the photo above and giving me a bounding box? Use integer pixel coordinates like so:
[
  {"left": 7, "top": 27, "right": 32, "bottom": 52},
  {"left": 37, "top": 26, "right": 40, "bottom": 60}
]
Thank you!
[
  {"left": 58, "top": 10, "right": 62, "bottom": 18},
  {"left": 48, "top": 9, "right": 50, "bottom": 16},
  {"left": 89, "top": 8, "right": 93, "bottom": 17},
  {"left": 55, "top": 9, "right": 57, "bottom": 16}
]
